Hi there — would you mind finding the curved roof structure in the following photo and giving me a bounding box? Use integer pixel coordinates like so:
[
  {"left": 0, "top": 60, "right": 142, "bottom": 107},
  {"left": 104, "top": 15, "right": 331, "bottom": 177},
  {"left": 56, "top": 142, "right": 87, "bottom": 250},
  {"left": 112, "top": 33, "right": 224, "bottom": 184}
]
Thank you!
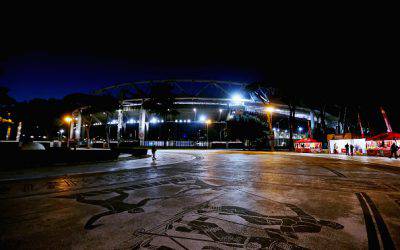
[
  {"left": 93, "top": 79, "right": 338, "bottom": 126},
  {"left": 94, "top": 79, "right": 265, "bottom": 101}
]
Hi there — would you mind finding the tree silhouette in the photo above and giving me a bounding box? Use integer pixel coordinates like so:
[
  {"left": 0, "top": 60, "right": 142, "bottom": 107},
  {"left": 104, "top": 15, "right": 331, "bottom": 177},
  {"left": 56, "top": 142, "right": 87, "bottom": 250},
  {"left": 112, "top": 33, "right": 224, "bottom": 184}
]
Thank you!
[
  {"left": 142, "top": 84, "right": 179, "bottom": 146},
  {"left": 63, "top": 93, "right": 119, "bottom": 146},
  {"left": 246, "top": 83, "right": 299, "bottom": 151},
  {"left": 227, "top": 113, "right": 269, "bottom": 147}
]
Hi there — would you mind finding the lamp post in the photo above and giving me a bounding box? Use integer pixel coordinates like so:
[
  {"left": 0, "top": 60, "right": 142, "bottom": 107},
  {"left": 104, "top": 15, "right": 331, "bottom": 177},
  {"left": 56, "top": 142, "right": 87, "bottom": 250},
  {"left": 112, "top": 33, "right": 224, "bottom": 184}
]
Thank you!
[
  {"left": 193, "top": 108, "right": 197, "bottom": 121},
  {"left": 59, "top": 129, "right": 64, "bottom": 141},
  {"left": 265, "top": 105, "right": 275, "bottom": 151},
  {"left": 206, "top": 119, "right": 211, "bottom": 148},
  {"left": 64, "top": 116, "right": 72, "bottom": 148}
]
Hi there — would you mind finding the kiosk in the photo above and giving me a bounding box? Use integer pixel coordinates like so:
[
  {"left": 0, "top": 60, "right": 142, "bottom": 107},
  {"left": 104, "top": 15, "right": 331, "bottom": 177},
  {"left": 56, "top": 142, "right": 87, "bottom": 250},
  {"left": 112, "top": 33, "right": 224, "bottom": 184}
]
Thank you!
[
  {"left": 366, "top": 132, "right": 400, "bottom": 157},
  {"left": 295, "top": 138, "right": 322, "bottom": 153}
]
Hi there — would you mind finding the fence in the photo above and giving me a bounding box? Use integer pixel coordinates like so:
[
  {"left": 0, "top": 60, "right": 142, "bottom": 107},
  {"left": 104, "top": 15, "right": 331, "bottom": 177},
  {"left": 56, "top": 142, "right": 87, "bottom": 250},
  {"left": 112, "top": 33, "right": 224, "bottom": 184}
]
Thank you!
[{"left": 141, "top": 140, "right": 209, "bottom": 148}]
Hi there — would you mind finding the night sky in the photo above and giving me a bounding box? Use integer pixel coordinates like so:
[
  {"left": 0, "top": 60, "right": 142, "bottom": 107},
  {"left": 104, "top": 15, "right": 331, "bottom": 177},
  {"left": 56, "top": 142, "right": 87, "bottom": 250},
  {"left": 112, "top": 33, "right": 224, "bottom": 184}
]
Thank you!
[{"left": 1, "top": 14, "right": 398, "bottom": 131}]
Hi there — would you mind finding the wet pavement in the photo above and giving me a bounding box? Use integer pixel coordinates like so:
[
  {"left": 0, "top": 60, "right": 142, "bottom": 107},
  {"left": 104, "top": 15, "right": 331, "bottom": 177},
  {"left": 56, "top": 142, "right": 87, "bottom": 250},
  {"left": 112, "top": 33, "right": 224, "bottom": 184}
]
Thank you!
[{"left": 0, "top": 150, "right": 399, "bottom": 249}]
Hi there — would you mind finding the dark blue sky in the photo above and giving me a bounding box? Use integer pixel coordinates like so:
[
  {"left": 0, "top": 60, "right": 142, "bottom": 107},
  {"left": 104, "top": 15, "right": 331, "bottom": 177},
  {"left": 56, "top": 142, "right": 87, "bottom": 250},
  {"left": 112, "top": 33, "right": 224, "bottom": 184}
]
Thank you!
[
  {"left": 0, "top": 9, "right": 398, "bottom": 133},
  {"left": 1, "top": 50, "right": 263, "bottom": 101}
]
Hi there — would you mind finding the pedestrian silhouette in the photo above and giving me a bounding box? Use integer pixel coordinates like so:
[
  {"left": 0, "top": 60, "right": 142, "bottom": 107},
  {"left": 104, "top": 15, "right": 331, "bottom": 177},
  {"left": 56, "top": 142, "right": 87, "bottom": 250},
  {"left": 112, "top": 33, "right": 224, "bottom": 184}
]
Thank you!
[
  {"left": 151, "top": 145, "right": 157, "bottom": 161},
  {"left": 390, "top": 142, "right": 398, "bottom": 159}
]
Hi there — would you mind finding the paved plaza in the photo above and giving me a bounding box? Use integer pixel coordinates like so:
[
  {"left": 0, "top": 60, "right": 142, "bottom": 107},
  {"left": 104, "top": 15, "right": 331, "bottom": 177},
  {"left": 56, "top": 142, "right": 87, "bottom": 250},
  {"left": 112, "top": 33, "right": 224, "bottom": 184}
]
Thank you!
[{"left": 1, "top": 150, "right": 399, "bottom": 249}]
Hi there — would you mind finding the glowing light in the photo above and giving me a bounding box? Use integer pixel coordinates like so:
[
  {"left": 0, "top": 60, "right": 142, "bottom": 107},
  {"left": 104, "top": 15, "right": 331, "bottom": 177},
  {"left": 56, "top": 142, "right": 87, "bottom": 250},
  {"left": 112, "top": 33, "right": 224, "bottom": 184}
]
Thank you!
[
  {"left": 231, "top": 93, "right": 243, "bottom": 103},
  {"left": 179, "top": 120, "right": 183, "bottom": 123},
  {"left": 193, "top": 108, "right": 197, "bottom": 112},
  {"left": 206, "top": 119, "right": 212, "bottom": 124},
  {"left": 187, "top": 119, "right": 191, "bottom": 123},
  {"left": 150, "top": 117, "right": 158, "bottom": 123},
  {"left": 199, "top": 115, "right": 206, "bottom": 122},
  {"left": 298, "top": 127, "right": 303, "bottom": 132},
  {"left": 59, "top": 129, "right": 64, "bottom": 133},
  {"left": 219, "top": 109, "right": 223, "bottom": 113},
  {"left": 265, "top": 106, "right": 274, "bottom": 113},
  {"left": 107, "top": 120, "right": 118, "bottom": 125},
  {"left": 64, "top": 116, "right": 72, "bottom": 123}
]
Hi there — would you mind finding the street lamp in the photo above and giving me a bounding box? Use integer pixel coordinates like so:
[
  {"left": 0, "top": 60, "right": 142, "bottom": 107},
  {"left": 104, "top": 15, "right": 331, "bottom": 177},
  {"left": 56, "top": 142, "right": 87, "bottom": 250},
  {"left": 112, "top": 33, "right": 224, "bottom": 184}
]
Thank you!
[
  {"left": 193, "top": 108, "right": 197, "bottom": 120},
  {"left": 59, "top": 129, "right": 64, "bottom": 141},
  {"left": 265, "top": 106, "right": 274, "bottom": 114},
  {"left": 265, "top": 105, "right": 275, "bottom": 151},
  {"left": 64, "top": 116, "right": 72, "bottom": 148},
  {"left": 206, "top": 119, "right": 211, "bottom": 148}
]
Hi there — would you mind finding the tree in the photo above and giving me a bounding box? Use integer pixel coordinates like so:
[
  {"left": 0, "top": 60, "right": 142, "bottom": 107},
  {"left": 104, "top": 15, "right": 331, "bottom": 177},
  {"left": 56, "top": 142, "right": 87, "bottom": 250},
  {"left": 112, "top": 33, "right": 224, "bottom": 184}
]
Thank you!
[
  {"left": 227, "top": 113, "right": 269, "bottom": 147},
  {"left": 246, "top": 82, "right": 300, "bottom": 151},
  {"left": 63, "top": 93, "right": 119, "bottom": 146},
  {"left": 14, "top": 98, "right": 66, "bottom": 139},
  {"left": 0, "top": 86, "right": 16, "bottom": 108},
  {"left": 142, "top": 84, "right": 179, "bottom": 146},
  {"left": 0, "top": 87, "right": 16, "bottom": 139}
]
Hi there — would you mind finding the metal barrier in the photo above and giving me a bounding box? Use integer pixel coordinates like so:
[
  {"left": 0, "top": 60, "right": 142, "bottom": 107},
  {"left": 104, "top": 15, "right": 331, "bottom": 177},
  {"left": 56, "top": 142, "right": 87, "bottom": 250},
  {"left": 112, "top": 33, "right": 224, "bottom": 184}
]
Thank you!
[{"left": 141, "top": 140, "right": 209, "bottom": 148}]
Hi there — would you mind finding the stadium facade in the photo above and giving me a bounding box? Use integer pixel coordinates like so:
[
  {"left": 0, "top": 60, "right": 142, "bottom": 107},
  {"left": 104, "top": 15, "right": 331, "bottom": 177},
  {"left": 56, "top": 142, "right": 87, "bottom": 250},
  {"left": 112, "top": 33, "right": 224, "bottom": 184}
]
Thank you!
[{"left": 69, "top": 80, "right": 337, "bottom": 147}]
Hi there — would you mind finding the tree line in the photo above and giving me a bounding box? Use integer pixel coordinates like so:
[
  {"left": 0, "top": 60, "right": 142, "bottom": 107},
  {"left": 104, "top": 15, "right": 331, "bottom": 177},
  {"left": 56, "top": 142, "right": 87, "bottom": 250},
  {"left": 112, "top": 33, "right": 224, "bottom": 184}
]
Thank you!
[{"left": 0, "top": 84, "right": 387, "bottom": 149}]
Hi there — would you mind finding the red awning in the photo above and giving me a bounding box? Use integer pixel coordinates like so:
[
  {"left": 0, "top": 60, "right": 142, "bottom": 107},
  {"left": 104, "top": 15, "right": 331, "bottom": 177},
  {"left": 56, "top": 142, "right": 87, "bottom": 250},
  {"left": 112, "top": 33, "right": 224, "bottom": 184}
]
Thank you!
[
  {"left": 367, "top": 132, "right": 400, "bottom": 141},
  {"left": 295, "top": 138, "right": 320, "bottom": 143}
]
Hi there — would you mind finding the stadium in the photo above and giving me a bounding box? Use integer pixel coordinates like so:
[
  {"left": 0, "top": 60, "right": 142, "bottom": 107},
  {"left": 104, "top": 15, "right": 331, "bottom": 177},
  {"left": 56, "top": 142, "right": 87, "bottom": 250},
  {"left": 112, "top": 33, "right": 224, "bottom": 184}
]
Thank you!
[{"left": 69, "top": 80, "right": 338, "bottom": 148}]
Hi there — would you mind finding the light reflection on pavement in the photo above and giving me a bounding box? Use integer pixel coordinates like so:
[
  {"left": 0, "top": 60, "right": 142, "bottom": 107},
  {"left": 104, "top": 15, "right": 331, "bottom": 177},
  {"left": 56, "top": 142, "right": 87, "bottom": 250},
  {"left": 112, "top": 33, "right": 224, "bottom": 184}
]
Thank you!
[
  {"left": 0, "top": 150, "right": 399, "bottom": 249},
  {"left": 0, "top": 150, "right": 197, "bottom": 181}
]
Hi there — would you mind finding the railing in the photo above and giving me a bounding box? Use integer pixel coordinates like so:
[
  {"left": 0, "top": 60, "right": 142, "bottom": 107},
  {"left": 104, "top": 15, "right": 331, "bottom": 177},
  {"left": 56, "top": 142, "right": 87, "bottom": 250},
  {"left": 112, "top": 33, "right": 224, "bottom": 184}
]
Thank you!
[{"left": 141, "top": 140, "right": 209, "bottom": 148}]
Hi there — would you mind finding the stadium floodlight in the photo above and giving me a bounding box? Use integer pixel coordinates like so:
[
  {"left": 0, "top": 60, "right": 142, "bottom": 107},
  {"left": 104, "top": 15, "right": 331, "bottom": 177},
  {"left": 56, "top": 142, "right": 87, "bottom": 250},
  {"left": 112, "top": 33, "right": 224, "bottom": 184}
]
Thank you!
[
  {"left": 231, "top": 93, "right": 243, "bottom": 103},
  {"left": 199, "top": 115, "right": 206, "bottom": 123}
]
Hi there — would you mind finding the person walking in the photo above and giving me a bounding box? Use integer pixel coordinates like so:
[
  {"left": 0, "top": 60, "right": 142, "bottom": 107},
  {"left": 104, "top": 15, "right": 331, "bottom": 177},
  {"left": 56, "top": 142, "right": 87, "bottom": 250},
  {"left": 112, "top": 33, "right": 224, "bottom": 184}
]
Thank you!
[
  {"left": 345, "top": 143, "right": 349, "bottom": 156},
  {"left": 350, "top": 144, "right": 354, "bottom": 156},
  {"left": 390, "top": 142, "right": 398, "bottom": 159},
  {"left": 333, "top": 143, "right": 338, "bottom": 154},
  {"left": 151, "top": 145, "right": 157, "bottom": 161}
]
